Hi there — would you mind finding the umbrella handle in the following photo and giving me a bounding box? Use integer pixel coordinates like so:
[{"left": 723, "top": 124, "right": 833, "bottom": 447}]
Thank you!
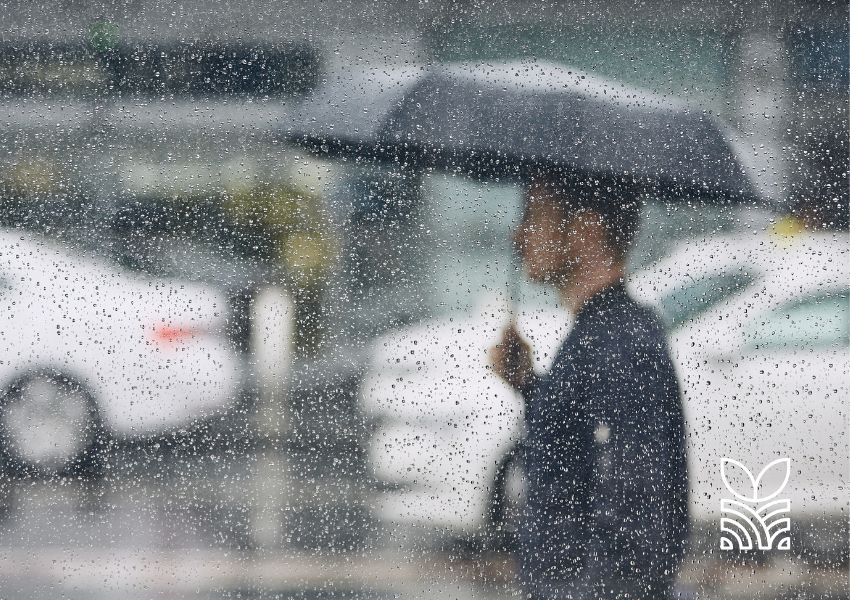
[{"left": 506, "top": 247, "right": 523, "bottom": 321}]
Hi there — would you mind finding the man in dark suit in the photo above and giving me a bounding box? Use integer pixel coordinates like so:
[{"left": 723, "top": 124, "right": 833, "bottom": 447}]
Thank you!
[{"left": 490, "top": 174, "right": 690, "bottom": 599}]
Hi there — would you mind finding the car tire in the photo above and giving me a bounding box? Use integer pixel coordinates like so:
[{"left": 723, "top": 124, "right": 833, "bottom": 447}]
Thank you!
[
  {"left": 488, "top": 446, "right": 524, "bottom": 552},
  {"left": 0, "top": 371, "right": 105, "bottom": 478}
]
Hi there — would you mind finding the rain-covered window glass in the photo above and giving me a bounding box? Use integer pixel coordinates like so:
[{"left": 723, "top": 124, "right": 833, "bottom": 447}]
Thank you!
[{"left": 1, "top": 3, "right": 847, "bottom": 600}]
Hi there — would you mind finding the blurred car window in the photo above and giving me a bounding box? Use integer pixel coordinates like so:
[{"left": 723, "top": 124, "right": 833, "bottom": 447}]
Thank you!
[
  {"left": 745, "top": 289, "right": 849, "bottom": 350},
  {"left": 422, "top": 174, "right": 523, "bottom": 314},
  {"left": 658, "top": 270, "right": 757, "bottom": 329}
]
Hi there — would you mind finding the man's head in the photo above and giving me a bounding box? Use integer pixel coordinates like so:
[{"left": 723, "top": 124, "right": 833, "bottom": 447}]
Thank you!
[{"left": 512, "top": 173, "right": 641, "bottom": 285}]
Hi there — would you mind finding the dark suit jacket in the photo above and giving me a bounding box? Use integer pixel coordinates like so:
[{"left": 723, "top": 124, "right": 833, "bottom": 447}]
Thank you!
[{"left": 516, "top": 281, "right": 690, "bottom": 595}]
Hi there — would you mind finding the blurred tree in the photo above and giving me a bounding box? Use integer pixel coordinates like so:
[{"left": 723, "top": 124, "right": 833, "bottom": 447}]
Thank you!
[
  {"left": 0, "top": 157, "right": 90, "bottom": 235},
  {"left": 225, "top": 183, "right": 337, "bottom": 356}
]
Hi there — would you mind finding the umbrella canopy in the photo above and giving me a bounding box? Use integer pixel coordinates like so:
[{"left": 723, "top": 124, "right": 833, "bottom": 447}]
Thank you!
[{"left": 284, "top": 61, "right": 760, "bottom": 203}]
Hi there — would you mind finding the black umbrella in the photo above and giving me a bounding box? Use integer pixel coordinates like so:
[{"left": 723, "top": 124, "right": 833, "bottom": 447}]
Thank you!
[{"left": 285, "top": 61, "right": 760, "bottom": 203}]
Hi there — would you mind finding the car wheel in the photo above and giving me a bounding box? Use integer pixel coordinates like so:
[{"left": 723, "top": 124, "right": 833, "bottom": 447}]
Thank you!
[
  {"left": 0, "top": 371, "right": 102, "bottom": 477},
  {"left": 489, "top": 447, "right": 525, "bottom": 552}
]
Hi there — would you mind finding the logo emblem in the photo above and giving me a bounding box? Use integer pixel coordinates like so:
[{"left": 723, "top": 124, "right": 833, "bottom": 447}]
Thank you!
[{"left": 720, "top": 458, "right": 791, "bottom": 551}]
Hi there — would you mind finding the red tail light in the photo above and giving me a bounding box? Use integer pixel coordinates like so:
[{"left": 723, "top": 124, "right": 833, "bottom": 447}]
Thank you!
[{"left": 150, "top": 325, "right": 203, "bottom": 346}]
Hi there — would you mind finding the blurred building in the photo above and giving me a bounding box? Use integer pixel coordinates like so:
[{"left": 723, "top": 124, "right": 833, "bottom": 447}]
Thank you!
[
  {"left": 3, "top": 0, "right": 844, "bottom": 204},
  {"left": 0, "top": 0, "right": 845, "bottom": 376}
]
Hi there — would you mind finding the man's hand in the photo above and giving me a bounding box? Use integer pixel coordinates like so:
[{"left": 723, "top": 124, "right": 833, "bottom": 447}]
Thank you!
[{"left": 489, "top": 322, "right": 534, "bottom": 392}]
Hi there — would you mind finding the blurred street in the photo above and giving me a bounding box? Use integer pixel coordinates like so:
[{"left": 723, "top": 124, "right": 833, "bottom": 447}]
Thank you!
[
  {"left": 0, "top": 441, "right": 846, "bottom": 599},
  {"left": 0, "top": 442, "right": 518, "bottom": 600}
]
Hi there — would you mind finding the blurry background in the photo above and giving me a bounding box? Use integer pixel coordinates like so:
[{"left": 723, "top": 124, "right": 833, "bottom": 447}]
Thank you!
[{"left": 0, "top": 1, "right": 846, "bottom": 598}]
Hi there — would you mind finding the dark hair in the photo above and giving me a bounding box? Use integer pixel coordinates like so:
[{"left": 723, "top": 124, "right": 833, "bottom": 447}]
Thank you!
[{"left": 529, "top": 171, "right": 642, "bottom": 261}]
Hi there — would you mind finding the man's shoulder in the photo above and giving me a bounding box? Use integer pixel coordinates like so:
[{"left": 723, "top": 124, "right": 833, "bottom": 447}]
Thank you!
[{"left": 582, "top": 294, "right": 668, "bottom": 347}]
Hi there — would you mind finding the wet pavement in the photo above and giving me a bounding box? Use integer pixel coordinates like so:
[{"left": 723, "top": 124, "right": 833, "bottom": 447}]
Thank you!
[
  {"left": 0, "top": 443, "right": 845, "bottom": 599},
  {"left": 0, "top": 443, "right": 517, "bottom": 599}
]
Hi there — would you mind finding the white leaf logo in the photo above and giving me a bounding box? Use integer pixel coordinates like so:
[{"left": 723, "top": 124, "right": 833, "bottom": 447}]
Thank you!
[
  {"left": 721, "top": 457, "right": 790, "bottom": 502},
  {"left": 720, "top": 458, "right": 791, "bottom": 551}
]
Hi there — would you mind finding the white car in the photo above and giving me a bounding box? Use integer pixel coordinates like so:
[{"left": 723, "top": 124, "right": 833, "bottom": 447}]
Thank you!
[
  {"left": 359, "top": 231, "right": 849, "bottom": 537},
  {"left": 0, "top": 230, "right": 246, "bottom": 475}
]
